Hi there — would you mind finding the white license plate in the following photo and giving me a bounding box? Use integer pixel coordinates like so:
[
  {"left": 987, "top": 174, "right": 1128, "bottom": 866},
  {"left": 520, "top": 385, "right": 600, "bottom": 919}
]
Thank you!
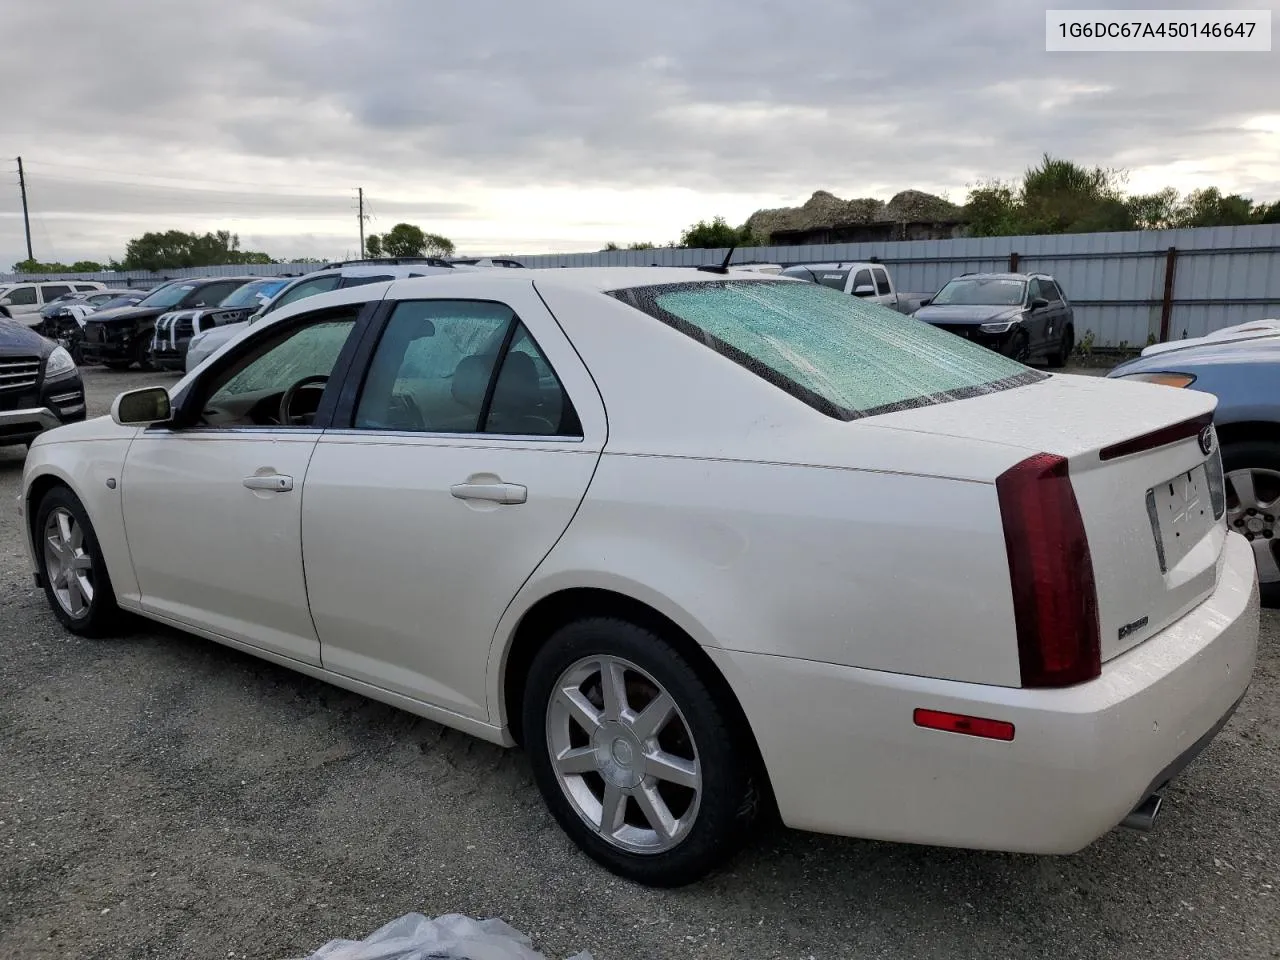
[{"left": 1147, "top": 464, "right": 1214, "bottom": 572}]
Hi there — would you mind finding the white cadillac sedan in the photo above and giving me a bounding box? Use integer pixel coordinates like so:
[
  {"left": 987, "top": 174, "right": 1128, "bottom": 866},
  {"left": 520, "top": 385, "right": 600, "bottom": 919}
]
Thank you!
[{"left": 19, "top": 268, "right": 1259, "bottom": 887}]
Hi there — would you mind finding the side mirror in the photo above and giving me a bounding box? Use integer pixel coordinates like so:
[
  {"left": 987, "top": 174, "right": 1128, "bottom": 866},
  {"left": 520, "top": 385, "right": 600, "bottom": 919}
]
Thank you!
[
  {"left": 111, "top": 386, "right": 172, "bottom": 426},
  {"left": 853, "top": 284, "right": 876, "bottom": 296},
  {"left": 918, "top": 297, "right": 932, "bottom": 307},
  {"left": 1031, "top": 297, "right": 1050, "bottom": 310}
]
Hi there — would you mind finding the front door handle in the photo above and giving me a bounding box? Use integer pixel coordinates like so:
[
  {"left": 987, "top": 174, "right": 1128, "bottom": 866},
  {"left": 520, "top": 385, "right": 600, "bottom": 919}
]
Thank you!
[
  {"left": 450, "top": 481, "right": 526, "bottom": 505},
  {"left": 243, "top": 474, "right": 294, "bottom": 492}
]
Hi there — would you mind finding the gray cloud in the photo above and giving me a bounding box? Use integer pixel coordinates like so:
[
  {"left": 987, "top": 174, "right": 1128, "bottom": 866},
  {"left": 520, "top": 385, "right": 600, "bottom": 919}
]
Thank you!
[{"left": 1, "top": 0, "right": 1276, "bottom": 267}]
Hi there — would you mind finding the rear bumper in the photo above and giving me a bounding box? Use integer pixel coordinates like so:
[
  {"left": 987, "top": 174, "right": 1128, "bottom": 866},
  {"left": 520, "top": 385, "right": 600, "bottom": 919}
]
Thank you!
[{"left": 710, "top": 530, "right": 1259, "bottom": 854}]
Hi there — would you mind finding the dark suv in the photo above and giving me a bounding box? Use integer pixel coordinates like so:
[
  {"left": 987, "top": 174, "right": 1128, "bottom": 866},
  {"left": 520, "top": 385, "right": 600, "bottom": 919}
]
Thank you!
[
  {"left": 79, "top": 277, "right": 260, "bottom": 370},
  {"left": 912, "top": 272, "right": 1075, "bottom": 367},
  {"left": 0, "top": 319, "right": 86, "bottom": 448}
]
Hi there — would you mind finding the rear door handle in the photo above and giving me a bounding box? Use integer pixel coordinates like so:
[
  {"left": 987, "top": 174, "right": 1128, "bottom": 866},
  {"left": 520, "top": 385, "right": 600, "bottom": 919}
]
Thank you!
[
  {"left": 243, "top": 474, "right": 294, "bottom": 492},
  {"left": 450, "top": 482, "right": 526, "bottom": 505}
]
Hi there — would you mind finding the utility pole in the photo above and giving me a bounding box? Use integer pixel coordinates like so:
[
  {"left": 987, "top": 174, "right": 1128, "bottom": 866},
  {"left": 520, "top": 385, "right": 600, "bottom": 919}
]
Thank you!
[
  {"left": 357, "top": 187, "right": 365, "bottom": 257},
  {"left": 16, "top": 156, "right": 33, "bottom": 262}
]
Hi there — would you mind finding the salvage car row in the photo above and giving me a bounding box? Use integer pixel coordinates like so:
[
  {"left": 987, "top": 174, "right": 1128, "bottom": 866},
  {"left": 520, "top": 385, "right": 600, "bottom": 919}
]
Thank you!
[{"left": 12, "top": 262, "right": 1262, "bottom": 888}]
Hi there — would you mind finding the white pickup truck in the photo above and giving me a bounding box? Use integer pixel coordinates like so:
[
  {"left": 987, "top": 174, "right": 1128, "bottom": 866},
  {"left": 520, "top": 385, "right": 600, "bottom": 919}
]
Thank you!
[{"left": 779, "top": 261, "right": 930, "bottom": 314}]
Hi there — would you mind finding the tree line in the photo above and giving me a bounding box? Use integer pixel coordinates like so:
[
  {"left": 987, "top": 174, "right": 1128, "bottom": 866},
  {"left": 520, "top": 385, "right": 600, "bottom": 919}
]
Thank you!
[
  {"left": 618, "top": 155, "right": 1280, "bottom": 249},
  {"left": 12, "top": 222, "right": 457, "bottom": 274}
]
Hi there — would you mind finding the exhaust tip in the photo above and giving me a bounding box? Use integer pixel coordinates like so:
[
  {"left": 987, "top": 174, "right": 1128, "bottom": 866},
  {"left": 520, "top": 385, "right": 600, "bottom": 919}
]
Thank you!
[{"left": 1122, "top": 792, "right": 1163, "bottom": 831}]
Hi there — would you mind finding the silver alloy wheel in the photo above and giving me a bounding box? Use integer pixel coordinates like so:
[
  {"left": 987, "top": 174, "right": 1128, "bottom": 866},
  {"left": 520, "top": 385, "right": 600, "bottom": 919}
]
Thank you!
[
  {"left": 43, "top": 507, "right": 95, "bottom": 617},
  {"left": 545, "top": 655, "right": 702, "bottom": 854},
  {"left": 1226, "top": 467, "right": 1280, "bottom": 583}
]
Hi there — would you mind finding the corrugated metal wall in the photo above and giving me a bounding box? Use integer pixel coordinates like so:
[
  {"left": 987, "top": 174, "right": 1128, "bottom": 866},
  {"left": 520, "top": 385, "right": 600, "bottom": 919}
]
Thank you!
[{"left": 6, "top": 224, "right": 1278, "bottom": 348}]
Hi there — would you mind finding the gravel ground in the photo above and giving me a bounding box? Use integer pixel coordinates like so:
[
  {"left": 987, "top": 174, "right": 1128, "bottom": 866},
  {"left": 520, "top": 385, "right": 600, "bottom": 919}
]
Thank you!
[{"left": 1, "top": 366, "right": 1277, "bottom": 960}]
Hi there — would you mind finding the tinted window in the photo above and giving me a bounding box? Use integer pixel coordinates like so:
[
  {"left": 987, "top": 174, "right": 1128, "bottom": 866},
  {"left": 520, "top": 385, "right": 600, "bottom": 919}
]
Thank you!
[
  {"left": 355, "top": 300, "right": 513, "bottom": 433},
  {"left": 138, "top": 283, "right": 196, "bottom": 309},
  {"left": 218, "top": 279, "right": 287, "bottom": 309},
  {"left": 268, "top": 275, "right": 341, "bottom": 312},
  {"left": 341, "top": 274, "right": 394, "bottom": 288},
  {"left": 487, "top": 324, "right": 580, "bottom": 436},
  {"left": 1043, "top": 279, "right": 1064, "bottom": 302},
  {"left": 186, "top": 281, "right": 246, "bottom": 307},
  {"left": 610, "top": 280, "right": 1043, "bottom": 420},
  {"left": 851, "top": 269, "right": 874, "bottom": 295},
  {"left": 872, "top": 269, "right": 892, "bottom": 296},
  {"left": 354, "top": 300, "right": 579, "bottom": 437},
  {"left": 74, "top": 284, "right": 100, "bottom": 292},
  {"left": 97, "top": 295, "right": 144, "bottom": 310},
  {"left": 41, "top": 285, "right": 73, "bottom": 301},
  {"left": 4, "top": 286, "right": 37, "bottom": 306}
]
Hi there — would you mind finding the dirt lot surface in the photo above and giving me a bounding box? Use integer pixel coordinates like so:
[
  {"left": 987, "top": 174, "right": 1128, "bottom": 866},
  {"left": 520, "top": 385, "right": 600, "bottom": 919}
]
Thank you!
[{"left": 1, "top": 365, "right": 1277, "bottom": 960}]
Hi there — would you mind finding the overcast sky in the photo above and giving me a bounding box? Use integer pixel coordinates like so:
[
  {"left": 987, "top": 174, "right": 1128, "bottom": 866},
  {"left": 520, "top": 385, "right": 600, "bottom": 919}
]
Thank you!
[{"left": 1, "top": 0, "right": 1277, "bottom": 268}]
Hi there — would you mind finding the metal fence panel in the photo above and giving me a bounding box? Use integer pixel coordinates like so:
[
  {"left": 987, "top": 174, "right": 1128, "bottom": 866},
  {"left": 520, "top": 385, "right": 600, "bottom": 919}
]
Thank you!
[{"left": 5, "top": 224, "right": 1278, "bottom": 347}]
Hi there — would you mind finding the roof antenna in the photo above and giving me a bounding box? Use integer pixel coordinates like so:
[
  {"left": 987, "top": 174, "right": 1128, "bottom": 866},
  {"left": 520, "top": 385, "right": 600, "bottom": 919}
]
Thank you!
[{"left": 697, "top": 245, "right": 736, "bottom": 274}]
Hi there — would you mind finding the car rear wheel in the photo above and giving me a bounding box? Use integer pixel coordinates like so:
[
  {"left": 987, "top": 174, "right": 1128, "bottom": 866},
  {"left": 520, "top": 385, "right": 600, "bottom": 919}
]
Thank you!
[
  {"left": 34, "top": 486, "right": 123, "bottom": 635},
  {"left": 523, "top": 617, "right": 761, "bottom": 887},
  {"left": 1222, "top": 439, "right": 1280, "bottom": 607},
  {"left": 1046, "top": 325, "right": 1074, "bottom": 368}
]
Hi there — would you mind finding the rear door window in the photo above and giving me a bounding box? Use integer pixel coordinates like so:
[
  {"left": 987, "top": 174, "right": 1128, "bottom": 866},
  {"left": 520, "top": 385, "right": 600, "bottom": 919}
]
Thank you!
[
  {"left": 341, "top": 274, "right": 394, "bottom": 288},
  {"left": 41, "top": 284, "right": 73, "bottom": 302},
  {"left": 872, "top": 269, "right": 892, "bottom": 296},
  {"left": 609, "top": 279, "right": 1044, "bottom": 420}
]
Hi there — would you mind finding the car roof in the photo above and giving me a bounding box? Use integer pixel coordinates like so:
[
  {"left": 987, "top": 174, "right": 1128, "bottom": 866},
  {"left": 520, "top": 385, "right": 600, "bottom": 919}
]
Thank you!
[
  {"left": 384, "top": 266, "right": 800, "bottom": 295},
  {"left": 948, "top": 272, "right": 1052, "bottom": 281}
]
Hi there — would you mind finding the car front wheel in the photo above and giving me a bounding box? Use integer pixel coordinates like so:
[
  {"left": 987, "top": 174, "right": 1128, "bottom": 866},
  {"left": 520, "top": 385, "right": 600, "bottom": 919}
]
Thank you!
[
  {"left": 523, "top": 617, "right": 761, "bottom": 887},
  {"left": 34, "top": 486, "right": 122, "bottom": 635},
  {"left": 1222, "top": 439, "right": 1280, "bottom": 608}
]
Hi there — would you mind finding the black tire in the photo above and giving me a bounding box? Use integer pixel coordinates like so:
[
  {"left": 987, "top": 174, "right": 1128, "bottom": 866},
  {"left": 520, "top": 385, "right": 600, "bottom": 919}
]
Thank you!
[
  {"left": 1004, "top": 329, "right": 1031, "bottom": 364},
  {"left": 1046, "top": 325, "right": 1074, "bottom": 368},
  {"left": 134, "top": 338, "right": 153, "bottom": 372},
  {"left": 33, "top": 486, "right": 123, "bottom": 636},
  {"left": 1221, "top": 439, "right": 1280, "bottom": 608},
  {"left": 523, "top": 617, "right": 761, "bottom": 887}
]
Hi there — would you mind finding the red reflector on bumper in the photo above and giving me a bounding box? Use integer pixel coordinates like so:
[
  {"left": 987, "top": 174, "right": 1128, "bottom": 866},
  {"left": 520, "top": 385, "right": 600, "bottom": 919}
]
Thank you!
[{"left": 913, "top": 708, "right": 1015, "bottom": 741}]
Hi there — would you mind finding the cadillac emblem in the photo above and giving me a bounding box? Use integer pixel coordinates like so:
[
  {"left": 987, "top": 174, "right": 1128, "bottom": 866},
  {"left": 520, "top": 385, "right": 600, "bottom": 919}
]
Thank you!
[{"left": 1198, "top": 424, "right": 1215, "bottom": 456}]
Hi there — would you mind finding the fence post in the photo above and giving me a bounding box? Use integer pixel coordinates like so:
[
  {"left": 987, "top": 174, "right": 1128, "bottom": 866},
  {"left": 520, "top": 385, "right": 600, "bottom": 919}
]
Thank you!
[
  {"left": 1008, "top": 251, "right": 1019, "bottom": 272},
  {"left": 1158, "top": 246, "right": 1178, "bottom": 343}
]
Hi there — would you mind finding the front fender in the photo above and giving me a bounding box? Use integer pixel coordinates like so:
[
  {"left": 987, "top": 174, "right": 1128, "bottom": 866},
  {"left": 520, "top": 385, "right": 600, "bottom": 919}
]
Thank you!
[{"left": 22, "top": 433, "right": 140, "bottom": 605}]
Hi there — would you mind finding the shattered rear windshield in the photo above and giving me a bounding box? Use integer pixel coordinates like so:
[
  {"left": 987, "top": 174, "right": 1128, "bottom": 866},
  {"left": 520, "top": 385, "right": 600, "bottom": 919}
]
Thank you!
[{"left": 608, "top": 279, "right": 1046, "bottom": 420}]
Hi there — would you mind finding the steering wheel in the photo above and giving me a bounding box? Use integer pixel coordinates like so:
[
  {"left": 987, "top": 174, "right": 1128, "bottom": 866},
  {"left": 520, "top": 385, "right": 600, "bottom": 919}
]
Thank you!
[{"left": 278, "top": 374, "right": 329, "bottom": 426}]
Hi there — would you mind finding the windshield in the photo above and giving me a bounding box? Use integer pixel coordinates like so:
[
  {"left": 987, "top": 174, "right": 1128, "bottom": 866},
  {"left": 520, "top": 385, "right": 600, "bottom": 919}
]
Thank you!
[
  {"left": 218, "top": 279, "right": 286, "bottom": 308},
  {"left": 138, "top": 282, "right": 196, "bottom": 309},
  {"left": 610, "top": 279, "right": 1043, "bottom": 420},
  {"left": 931, "top": 277, "right": 1027, "bottom": 307},
  {"left": 97, "top": 295, "right": 144, "bottom": 310}
]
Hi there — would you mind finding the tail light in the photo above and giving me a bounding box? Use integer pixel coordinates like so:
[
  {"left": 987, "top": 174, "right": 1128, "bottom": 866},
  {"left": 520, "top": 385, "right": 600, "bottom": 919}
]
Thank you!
[{"left": 996, "top": 453, "right": 1101, "bottom": 687}]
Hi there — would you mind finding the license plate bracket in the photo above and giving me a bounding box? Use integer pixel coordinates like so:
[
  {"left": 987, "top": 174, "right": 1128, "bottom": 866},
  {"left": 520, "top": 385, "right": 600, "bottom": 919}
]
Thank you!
[{"left": 1147, "top": 464, "right": 1213, "bottom": 573}]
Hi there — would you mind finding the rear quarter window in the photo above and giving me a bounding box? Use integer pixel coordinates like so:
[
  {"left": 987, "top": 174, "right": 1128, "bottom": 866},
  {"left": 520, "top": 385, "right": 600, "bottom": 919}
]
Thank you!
[{"left": 608, "top": 279, "right": 1045, "bottom": 420}]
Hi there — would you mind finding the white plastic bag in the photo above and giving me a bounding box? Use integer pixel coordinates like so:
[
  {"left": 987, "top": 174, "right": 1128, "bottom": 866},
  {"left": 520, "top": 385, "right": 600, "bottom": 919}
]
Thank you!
[{"left": 295, "top": 912, "right": 595, "bottom": 960}]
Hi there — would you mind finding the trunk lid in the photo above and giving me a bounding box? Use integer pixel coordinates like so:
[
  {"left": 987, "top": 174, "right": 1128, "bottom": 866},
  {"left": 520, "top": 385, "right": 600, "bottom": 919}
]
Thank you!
[{"left": 871, "top": 373, "right": 1227, "bottom": 662}]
